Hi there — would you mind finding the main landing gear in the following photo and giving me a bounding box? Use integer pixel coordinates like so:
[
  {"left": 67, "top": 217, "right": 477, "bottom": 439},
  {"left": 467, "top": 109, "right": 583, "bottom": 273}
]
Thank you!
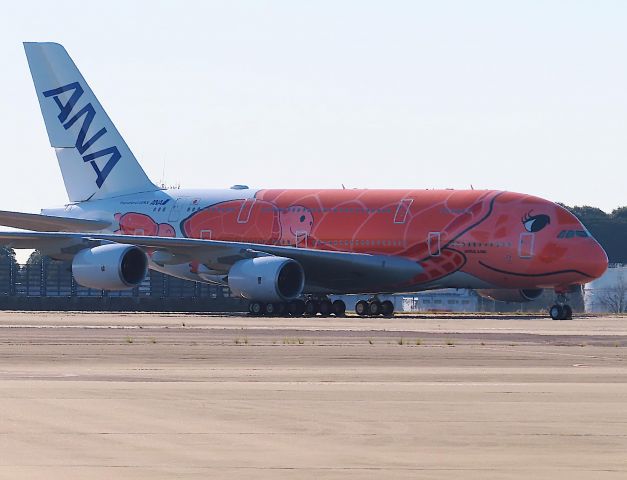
[
  {"left": 248, "top": 297, "right": 346, "bottom": 317},
  {"left": 549, "top": 291, "right": 573, "bottom": 320},
  {"left": 355, "top": 298, "right": 395, "bottom": 317},
  {"left": 304, "top": 298, "right": 346, "bottom": 317},
  {"left": 249, "top": 297, "right": 396, "bottom": 318}
]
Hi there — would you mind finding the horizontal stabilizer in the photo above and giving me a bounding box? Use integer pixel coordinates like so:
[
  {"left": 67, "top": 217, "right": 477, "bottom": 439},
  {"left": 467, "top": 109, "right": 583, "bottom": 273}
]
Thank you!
[{"left": 0, "top": 210, "right": 110, "bottom": 232}]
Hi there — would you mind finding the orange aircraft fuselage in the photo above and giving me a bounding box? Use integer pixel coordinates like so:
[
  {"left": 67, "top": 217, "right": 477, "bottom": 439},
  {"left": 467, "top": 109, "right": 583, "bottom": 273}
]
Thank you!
[{"left": 111, "top": 188, "right": 608, "bottom": 294}]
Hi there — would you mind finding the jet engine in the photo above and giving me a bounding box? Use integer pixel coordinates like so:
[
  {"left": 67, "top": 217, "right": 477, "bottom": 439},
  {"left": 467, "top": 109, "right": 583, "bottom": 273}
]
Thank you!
[
  {"left": 476, "top": 288, "right": 544, "bottom": 303},
  {"left": 72, "top": 244, "right": 148, "bottom": 290},
  {"left": 228, "top": 256, "right": 305, "bottom": 302}
]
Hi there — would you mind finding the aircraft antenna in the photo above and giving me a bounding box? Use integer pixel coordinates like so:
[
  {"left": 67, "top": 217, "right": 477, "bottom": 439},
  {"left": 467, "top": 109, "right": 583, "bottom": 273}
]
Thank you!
[{"left": 160, "top": 153, "right": 167, "bottom": 189}]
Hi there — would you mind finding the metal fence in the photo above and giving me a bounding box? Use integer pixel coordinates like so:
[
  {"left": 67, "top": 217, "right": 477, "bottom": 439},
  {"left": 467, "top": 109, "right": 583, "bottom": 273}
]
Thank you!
[
  {"left": 0, "top": 259, "right": 247, "bottom": 312},
  {"left": 0, "top": 258, "right": 583, "bottom": 313}
]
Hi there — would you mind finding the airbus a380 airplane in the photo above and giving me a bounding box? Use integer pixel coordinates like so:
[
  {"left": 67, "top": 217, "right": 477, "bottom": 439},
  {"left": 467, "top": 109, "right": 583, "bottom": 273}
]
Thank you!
[{"left": 0, "top": 42, "right": 607, "bottom": 319}]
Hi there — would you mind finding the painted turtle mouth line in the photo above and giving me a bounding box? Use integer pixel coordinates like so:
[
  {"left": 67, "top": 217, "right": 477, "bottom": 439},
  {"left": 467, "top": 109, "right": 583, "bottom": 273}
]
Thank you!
[
  {"left": 478, "top": 261, "right": 593, "bottom": 279},
  {"left": 289, "top": 227, "right": 305, "bottom": 237}
]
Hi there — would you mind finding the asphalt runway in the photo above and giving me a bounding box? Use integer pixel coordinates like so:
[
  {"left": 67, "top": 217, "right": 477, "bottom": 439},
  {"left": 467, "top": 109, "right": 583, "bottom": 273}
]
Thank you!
[{"left": 1, "top": 312, "right": 627, "bottom": 479}]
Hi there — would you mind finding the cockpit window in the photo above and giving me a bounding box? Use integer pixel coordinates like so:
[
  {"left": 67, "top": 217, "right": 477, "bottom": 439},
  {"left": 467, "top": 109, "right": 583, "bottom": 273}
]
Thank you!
[{"left": 558, "top": 230, "right": 589, "bottom": 239}]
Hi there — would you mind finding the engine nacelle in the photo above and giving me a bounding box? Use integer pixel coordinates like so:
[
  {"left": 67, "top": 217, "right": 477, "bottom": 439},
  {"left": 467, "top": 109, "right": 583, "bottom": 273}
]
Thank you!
[
  {"left": 72, "top": 244, "right": 148, "bottom": 290},
  {"left": 476, "top": 288, "right": 544, "bottom": 303},
  {"left": 228, "top": 256, "right": 305, "bottom": 302}
]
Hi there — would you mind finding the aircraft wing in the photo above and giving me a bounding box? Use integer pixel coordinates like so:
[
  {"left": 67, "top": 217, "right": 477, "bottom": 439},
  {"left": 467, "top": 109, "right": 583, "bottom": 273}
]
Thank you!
[
  {"left": 0, "top": 231, "right": 423, "bottom": 292},
  {"left": 0, "top": 210, "right": 110, "bottom": 232}
]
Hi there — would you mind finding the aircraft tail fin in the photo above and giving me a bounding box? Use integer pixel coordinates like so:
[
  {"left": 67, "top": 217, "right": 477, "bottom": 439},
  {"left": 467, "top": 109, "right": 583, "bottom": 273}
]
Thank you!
[{"left": 24, "top": 42, "right": 157, "bottom": 202}]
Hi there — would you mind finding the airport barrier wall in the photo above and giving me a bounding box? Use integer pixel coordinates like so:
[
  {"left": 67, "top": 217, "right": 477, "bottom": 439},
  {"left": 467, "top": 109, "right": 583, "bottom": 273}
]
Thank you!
[
  {"left": 0, "top": 256, "right": 585, "bottom": 313},
  {"left": 0, "top": 259, "right": 248, "bottom": 312}
]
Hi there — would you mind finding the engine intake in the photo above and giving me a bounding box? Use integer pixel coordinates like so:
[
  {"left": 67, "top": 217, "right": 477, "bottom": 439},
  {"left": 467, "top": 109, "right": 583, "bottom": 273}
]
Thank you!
[
  {"left": 476, "top": 288, "right": 544, "bottom": 303},
  {"left": 72, "top": 244, "right": 148, "bottom": 290},
  {"left": 228, "top": 256, "right": 305, "bottom": 302}
]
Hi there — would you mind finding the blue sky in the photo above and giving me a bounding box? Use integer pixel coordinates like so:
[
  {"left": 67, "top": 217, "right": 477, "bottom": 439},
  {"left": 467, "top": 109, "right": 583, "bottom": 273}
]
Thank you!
[{"left": 1, "top": 0, "right": 626, "bottom": 213}]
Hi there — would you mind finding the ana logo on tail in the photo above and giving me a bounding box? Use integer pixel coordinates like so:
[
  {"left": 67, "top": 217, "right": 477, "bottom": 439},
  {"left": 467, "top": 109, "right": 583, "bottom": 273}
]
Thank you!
[{"left": 43, "top": 82, "right": 120, "bottom": 188}]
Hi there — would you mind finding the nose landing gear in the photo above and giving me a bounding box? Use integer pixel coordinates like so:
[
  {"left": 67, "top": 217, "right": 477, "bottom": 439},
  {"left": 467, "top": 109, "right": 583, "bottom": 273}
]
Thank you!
[
  {"left": 549, "top": 292, "right": 573, "bottom": 320},
  {"left": 549, "top": 304, "right": 573, "bottom": 320}
]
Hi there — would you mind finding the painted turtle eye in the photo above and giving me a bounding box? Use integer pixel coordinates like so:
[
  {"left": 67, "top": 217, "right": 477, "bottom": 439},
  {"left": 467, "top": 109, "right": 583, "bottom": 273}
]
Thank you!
[
  {"left": 522, "top": 213, "right": 550, "bottom": 232},
  {"left": 300, "top": 215, "right": 305, "bottom": 222}
]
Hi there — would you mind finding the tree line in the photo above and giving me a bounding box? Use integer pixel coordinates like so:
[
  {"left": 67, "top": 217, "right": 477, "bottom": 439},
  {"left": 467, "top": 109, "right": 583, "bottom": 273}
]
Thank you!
[{"left": 563, "top": 205, "right": 627, "bottom": 264}]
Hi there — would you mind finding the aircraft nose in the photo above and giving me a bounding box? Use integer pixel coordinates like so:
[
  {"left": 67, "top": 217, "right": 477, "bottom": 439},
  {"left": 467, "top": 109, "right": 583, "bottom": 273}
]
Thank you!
[{"left": 580, "top": 238, "right": 608, "bottom": 280}]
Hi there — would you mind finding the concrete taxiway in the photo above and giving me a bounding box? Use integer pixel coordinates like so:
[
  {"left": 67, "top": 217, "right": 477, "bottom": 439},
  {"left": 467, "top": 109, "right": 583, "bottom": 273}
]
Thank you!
[{"left": 0, "top": 311, "right": 626, "bottom": 479}]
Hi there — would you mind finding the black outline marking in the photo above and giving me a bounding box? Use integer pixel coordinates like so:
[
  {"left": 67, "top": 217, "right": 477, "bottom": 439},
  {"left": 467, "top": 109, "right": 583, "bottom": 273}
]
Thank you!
[
  {"left": 521, "top": 210, "right": 550, "bottom": 233},
  {"left": 417, "top": 191, "right": 504, "bottom": 263},
  {"left": 478, "top": 261, "right": 593, "bottom": 279},
  {"left": 402, "top": 247, "right": 468, "bottom": 290},
  {"left": 442, "top": 247, "right": 468, "bottom": 271}
]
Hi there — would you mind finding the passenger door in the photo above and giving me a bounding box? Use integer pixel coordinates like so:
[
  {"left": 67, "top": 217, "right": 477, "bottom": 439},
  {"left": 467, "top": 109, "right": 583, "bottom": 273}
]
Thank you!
[
  {"left": 428, "top": 232, "right": 441, "bottom": 256},
  {"left": 518, "top": 232, "right": 534, "bottom": 258},
  {"left": 237, "top": 199, "right": 256, "bottom": 224},
  {"left": 168, "top": 198, "right": 186, "bottom": 222},
  {"left": 394, "top": 198, "right": 413, "bottom": 224},
  {"left": 295, "top": 231, "right": 308, "bottom": 248}
]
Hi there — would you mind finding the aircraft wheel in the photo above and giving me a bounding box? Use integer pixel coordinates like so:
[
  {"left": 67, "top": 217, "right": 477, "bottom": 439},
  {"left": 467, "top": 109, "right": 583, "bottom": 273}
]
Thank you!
[
  {"left": 368, "top": 300, "right": 382, "bottom": 316},
  {"left": 275, "top": 302, "right": 287, "bottom": 317},
  {"left": 249, "top": 301, "right": 264, "bottom": 316},
  {"left": 562, "top": 304, "right": 573, "bottom": 320},
  {"left": 319, "top": 300, "right": 333, "bottom": 317},
  {"left": 549, "top": 304, "right": 564, "bottom": 320},
  {"left": 332, "top": 300, "right": 346, "bottom": 317},
  {"left": 305, "top": 300, "right": 319, "bottom": 316},
  {"left": 381, "top": 300, "right": 394, "bottom": 317},
  {"left": 265, "top": 302, "right": 278, "bottom": 316},
  {"left": 288, "top": 300, "right": 306, "bottom": 317},
  {"left": 355, "top": 300, "right": 369, "bottom": 317}
]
